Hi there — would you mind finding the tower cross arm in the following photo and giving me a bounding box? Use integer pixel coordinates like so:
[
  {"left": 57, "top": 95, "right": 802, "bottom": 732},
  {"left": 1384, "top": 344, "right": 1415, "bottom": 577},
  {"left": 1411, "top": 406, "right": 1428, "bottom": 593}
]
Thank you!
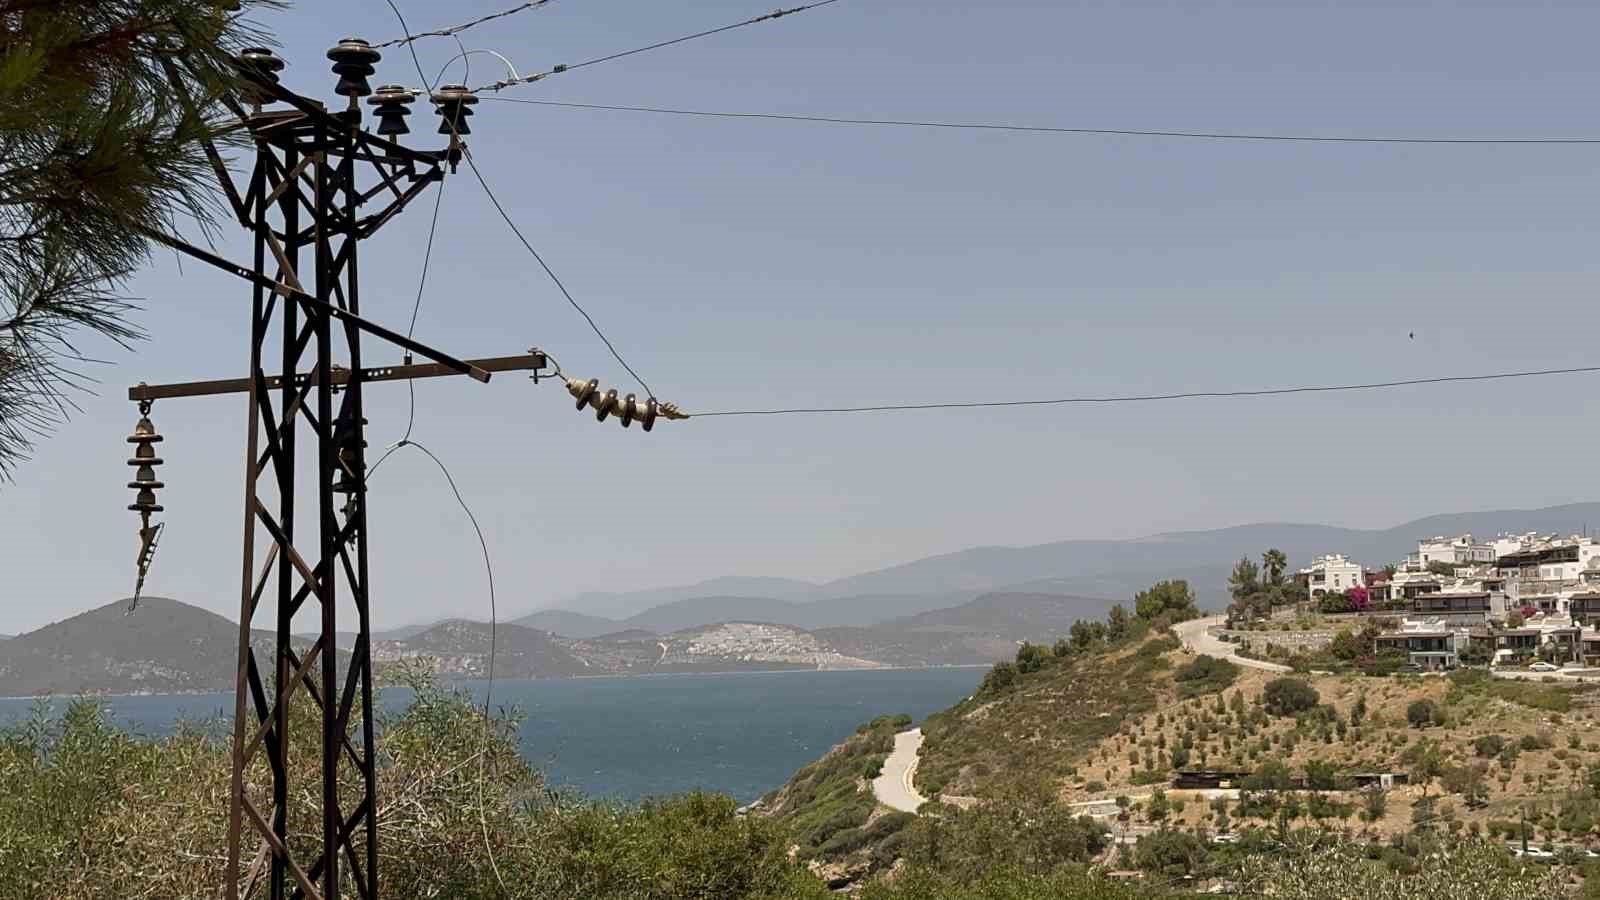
[{"left": 132, "top": 225, "right": 492, "bottom": 383}]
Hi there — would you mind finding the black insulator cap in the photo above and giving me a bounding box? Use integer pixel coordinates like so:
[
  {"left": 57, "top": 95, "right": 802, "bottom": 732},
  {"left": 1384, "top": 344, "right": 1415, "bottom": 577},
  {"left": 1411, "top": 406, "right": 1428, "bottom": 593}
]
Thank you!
[
  {"left": 620, "top": 393, "right": 637, "bottom": 428},
  {"left": 368, "top": 84, "right": 415, "bottom": 136},
  {"left": 236, "top": 47, "right": 285, "bottom": 106},
  {"left": 574, "top": 378, "right": 599, "bottom": 410},
  {"left": 596, "top": 388, "right": 619, "bottom": 422},
  {"left": 641, "top": 398, "right": 658, "bottom": 432},
  {"left": 433, "top": 84, "right": 479, "bottom": 135},
  {"left": 328, "top": 38, "right": 381, "bottom": 98}
]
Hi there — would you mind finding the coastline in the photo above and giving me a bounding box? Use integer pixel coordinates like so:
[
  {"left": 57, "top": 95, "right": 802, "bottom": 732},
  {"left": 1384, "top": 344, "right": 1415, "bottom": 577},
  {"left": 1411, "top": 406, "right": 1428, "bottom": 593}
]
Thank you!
[{"left": 0, "top": 662, "right": 993, "bottom": 703}]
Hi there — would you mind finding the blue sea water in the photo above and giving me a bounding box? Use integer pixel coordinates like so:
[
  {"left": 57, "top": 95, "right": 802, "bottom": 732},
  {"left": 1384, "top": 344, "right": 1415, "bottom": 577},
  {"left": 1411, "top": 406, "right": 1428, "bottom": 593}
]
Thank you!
[{"left": 0, "top": 667, "right": 983, "bottom": 803}]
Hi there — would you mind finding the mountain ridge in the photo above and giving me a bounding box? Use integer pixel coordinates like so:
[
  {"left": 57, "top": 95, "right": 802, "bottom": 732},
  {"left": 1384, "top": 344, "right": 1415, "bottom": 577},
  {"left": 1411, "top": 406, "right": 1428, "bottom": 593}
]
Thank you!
[{"left": 521, "top": 501, "right": 1600, "bottom": 624}]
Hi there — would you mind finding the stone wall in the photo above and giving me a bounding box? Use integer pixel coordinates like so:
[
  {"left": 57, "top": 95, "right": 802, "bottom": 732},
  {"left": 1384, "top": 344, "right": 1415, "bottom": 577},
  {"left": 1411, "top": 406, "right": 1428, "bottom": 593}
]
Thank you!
[{"left": 1213, "top": 628, "right": 1334, "bottom": 653}]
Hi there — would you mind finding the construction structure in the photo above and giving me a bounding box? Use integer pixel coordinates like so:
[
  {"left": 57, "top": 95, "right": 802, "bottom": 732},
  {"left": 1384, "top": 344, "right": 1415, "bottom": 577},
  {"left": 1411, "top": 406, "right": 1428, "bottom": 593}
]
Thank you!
[{"left": 125, "top": 42, "right": 537, "bottom": 900}]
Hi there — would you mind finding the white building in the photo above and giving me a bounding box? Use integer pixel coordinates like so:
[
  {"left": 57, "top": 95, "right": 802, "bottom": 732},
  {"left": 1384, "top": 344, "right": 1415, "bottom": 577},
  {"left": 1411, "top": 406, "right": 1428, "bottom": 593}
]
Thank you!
[
  {"left": 1497, "top": 535, "right": 1600, "bottom": 584},
  {"left": 1408, "top": 534, "right": 1495, "bottom": 570},
  {"left": 1300, "top": 554, "right": 1365, "bottom": 599}
]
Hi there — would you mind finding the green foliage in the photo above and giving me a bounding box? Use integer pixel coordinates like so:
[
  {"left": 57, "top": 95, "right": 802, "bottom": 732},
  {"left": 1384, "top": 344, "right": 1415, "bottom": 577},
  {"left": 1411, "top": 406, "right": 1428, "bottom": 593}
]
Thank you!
[
  {"left": 1133, "top": 580, "right": 1199, "bottom": 623},
  {"left": 1241, "top": 760, "right": 1294, "bottom": 792},
  {"left": 1262, "top": 678, "right": 1319, "bottom": 717},
  {"left": 765, "top": 716, "right": 899, "bottom": 862},
  {"left": 1237, "top": 837, "right": 1561, "bottom": 899},
  {"left": 1015, "top": 642, "right": 1050, "bottom": 675},
  {"left": 1228, "top": 557, "right": 1261, "bottom": 600},
  {"left": 1262, "top": 548, "right": 1289, "bottom": 586},
  {"left": 1448, "top": 669, "right": 1576, "bottom": 713},
  {"left": 1106, "top": 604, "right": 1131, "bottom": 641},
  {"left": 1172, "top": 655, "right": 1239, "bottom": 698},
  {"left": 0, "top": 0, "right": 277, "bottom": 475},
  {"left": 0, "top": 684, "right": 818, "bottom": 900},
  {"left": 979, "top": 661, "right": 1019, "bottom": 696},
  {"left": 918, "top": 634, "right": 1167, "bottom": 799},
  {"left": 1133, "top": 828, "right": 1208, "bottom": 877},
  {"left": 1303, "top": 759, "right": 1339, "bottom": 791},
  {"left": 1328, "top": 629, "right": 1367, "bottom": 661},
  {"left": 1406, "top": 699, "right": 1440, "bottom": 729},
  {"left": 855, "top": 867, "right": 1157, "bottom": 900},
  {"left": 897, "top": 783, "right": 1109, "bottom": 885},
  {"left": 1069, "top": 620, "right": 1107, "bottom": 651}
]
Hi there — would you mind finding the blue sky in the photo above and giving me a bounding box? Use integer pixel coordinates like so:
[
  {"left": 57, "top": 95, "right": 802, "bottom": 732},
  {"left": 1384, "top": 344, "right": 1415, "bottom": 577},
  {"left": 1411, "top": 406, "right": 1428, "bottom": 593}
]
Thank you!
[{"left": 4, "top": 0, "right": 1598, "bottom": 634}]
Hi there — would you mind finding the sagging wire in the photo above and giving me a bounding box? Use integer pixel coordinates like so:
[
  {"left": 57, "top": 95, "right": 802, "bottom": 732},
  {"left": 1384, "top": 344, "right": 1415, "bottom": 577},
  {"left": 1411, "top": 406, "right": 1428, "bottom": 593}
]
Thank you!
[
  {"left": 472, "top": 0, "right": 845, "bottom": 94},
  {"left": 379, "top": 2, "right": 508, "bottom": 893},
  {"left": 375, "top": 0, "right": 559, "bottom": 49},
  {"left": 684, "top": 364, "right": 1600, "bottom": 418},
  {"left": 460, "top": 144, "right": 659, "bottom": 400},
  {"left": 477, "top": 96, "right": 1600, "bottom": 145}
]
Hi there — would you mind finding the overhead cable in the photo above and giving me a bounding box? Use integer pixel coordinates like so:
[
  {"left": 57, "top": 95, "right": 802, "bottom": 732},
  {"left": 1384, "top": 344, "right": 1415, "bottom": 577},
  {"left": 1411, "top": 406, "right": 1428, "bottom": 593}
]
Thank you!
[
  {"left": 687, "top": 364, "right": 1600, "bottom": 418},
  {"left": 480, "top": 97, "right": 1600, "bottom": 145},
  {"left": 375, "top": 0, "right": 557, "bottom": 49},
  {"left": 473, "top": 0, "right": 843, "bottom": 94},
  {"left": 461, "top": 146, "right": 658, "bottom": 399}
]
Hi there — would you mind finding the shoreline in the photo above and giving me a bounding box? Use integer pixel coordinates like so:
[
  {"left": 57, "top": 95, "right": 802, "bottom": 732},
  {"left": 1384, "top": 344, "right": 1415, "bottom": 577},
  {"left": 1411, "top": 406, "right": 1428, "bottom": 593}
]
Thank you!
[{"left": 0, "top": 662, "right": 992, "bottom": 703}]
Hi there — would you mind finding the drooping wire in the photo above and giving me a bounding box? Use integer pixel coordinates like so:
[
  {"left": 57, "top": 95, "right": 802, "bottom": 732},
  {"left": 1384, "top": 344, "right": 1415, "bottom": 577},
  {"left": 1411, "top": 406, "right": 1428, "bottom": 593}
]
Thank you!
[
  {"left": 395, "top": 176, "right": 446, "bottom": 448},
  {"left": 379, "top": 3, "right": 507, "bottom": 893},
  {"left": 375, "top": 0, "right": 558, "bottom": 49},
  {"left": 461, "top": 146, "right": 656, "bottom": 399},
  {"left": 687, "top": 364, "right": 1600, "bottom": 417},
  {"left": 473, "top": 0, "right": 844, "bottom": 94},
  {"left": 478, "top": 96, "right": 1600, "bottom": 145}
]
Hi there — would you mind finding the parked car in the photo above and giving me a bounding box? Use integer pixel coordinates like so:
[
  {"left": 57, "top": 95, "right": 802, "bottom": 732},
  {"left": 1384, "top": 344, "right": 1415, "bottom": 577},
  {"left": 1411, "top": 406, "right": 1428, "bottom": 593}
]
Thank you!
[{"left": 1529, "top": 662, "right": 1560, "bottom": 673}]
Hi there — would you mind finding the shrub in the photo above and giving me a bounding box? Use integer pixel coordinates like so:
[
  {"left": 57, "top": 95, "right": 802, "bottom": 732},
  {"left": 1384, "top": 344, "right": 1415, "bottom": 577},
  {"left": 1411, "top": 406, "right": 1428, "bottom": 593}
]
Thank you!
[
  {"left": 1173, "top": 655, "right": 1240, "bottom": 698},
  {"left": 978, "top": 661, "right": 1018, "bottom": 696},
  {"left": 1263, "top": 678, "right": 1319, "bottom": 716},
  {"left": 1015, "top": 642, "right": 1051, "bottom": 674},
  {"left": 1406, "top": 699, "right": 1439, "bottom": 729},
  {"left": 1474, "top": 734, "right": 1506, "bottom": 758},
  {"left": 807, "top": 805, "right": 872, "bottom": 848}
]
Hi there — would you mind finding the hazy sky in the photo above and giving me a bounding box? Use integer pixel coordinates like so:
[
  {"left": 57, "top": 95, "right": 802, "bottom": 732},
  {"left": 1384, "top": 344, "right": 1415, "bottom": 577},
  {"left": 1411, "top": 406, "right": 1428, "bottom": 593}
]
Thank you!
[{"left": 4, "top": 0, "right": 1599, "bottom": 635}]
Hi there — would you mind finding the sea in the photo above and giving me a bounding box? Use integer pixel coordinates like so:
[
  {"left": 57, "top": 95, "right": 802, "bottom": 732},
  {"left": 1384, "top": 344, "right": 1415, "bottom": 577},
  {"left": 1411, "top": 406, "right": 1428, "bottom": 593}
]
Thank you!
[{"left": 0, "top": 667, "right": 984, "bottom": 803}]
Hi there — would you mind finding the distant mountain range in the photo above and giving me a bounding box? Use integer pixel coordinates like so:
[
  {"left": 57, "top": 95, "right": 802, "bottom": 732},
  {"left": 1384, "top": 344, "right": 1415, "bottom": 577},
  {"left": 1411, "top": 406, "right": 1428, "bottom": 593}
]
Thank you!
[
  {"left": 10, "top": 502, "right": 1600, "bottom": 695},
  {"left": 513, "top": 502, "right": 1600, "bottom": 633},
  {"left": 0, "top": 592, "right": 1091, "bottom": 694}
]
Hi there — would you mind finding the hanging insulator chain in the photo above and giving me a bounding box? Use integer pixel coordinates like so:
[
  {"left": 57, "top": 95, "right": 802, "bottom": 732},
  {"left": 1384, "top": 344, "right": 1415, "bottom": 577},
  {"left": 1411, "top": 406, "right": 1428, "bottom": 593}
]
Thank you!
[
  {"left": 563, "top": 376, "right": 688, "bottom": 432},
  {"left": 126, "top": 395, "right": 166, "bottom": 613}
]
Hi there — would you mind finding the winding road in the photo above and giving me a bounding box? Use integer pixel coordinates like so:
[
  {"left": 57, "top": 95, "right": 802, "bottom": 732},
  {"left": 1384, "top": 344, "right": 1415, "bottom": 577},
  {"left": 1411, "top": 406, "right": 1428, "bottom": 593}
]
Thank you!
[
  {"left": 872, "top": 729, "right": 928, "bottom": 813},
  {"left": 1175, "top": 616, "right": 1291, "bottom": 673}
]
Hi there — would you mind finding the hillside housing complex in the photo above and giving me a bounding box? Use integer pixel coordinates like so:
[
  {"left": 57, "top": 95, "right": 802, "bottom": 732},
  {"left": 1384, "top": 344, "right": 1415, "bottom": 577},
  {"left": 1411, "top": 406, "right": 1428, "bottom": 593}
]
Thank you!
[{"left": 1293, "top": 532, "right": 1600, "bottom": 670}]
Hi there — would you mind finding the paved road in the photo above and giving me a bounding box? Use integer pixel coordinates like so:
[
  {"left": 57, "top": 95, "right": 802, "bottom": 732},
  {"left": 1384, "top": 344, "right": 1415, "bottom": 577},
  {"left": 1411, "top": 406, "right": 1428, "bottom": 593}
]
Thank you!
[
  {"left": 1175, "top": 616, "right": 1291, "bottom": 673},
  {"left": 873, "top": 729, "right": 928, "bottom": 813}
]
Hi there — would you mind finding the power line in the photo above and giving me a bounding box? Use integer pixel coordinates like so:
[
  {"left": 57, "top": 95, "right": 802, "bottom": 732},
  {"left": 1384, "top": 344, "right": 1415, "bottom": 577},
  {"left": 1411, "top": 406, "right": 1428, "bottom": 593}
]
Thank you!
[
  {"left": 460, "top": 146, "right": 657, "bottom": 399},
  {"left": 687, "top": 364, "right": 1600, "bottom": 418},
  {"left": 378, "top": 439, "right": 507, "bottom": 893},
  {"left": 375, "top": 0, "right": 557, "bottom": 49},
  {"left": 479, "top": 97, "right": 1600, "bottom": 145},
  {"left": 473, "top": 0, "right": 844, "bottom": 94}
]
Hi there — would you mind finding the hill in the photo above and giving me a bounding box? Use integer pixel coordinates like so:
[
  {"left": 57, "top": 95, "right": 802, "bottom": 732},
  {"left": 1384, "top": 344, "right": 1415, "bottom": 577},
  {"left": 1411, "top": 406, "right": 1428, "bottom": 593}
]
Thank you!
[
  {"left": 0, "top": 597, "right": 284, "bottom": 696},
  {"left": 526, "top": 502, "right": 1600, "bottom": 626},
  {"left": 814, "top": 592, "right": 1109, "bottom": 666},
  {"left": 372, "top": 620, "right": 594, "bottom": 679},
  {"left": 767, "top": 611, "right": 1600, "bottom": 888},
  {"left": 511, "top": 609, "right": 625, "bottom": 639}
]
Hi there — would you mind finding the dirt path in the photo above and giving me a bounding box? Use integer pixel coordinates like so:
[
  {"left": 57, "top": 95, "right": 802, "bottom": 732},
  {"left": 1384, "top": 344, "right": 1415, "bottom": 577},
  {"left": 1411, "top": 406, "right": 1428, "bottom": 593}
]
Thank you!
[{"left": 872, "top": 728, "right": 927, "bottom": 813}]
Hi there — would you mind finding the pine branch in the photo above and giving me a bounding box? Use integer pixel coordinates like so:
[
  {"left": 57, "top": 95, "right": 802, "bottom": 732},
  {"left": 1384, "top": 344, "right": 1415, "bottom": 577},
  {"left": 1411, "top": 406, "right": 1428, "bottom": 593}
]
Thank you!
[{"left": 0, "top": 0, "right": 281, "bottom": 478}]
